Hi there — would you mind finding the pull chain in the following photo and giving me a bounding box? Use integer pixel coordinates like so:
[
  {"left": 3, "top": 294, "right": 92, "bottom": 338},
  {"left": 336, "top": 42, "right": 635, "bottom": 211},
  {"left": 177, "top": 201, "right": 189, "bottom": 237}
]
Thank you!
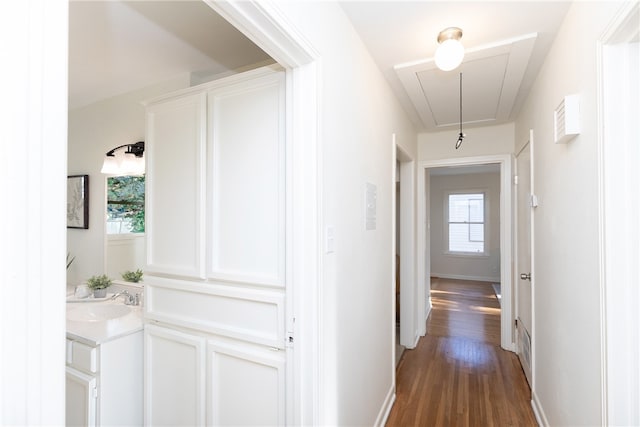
[{"left": 456, "top": 72, "right": 465, "bottom": 149}]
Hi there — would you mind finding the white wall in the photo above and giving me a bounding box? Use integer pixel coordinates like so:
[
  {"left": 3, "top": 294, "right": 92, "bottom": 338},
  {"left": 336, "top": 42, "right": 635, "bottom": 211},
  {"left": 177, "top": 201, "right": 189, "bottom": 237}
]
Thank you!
[
  {"left": 275, "top": 3, "right": 417, "bottom": 425},
  {"left": 429, "top": 172, "right": 501, "bottom": 282},
  {"left": 418, "top": 122, "right": 515, "bottom": 161},
  {"left": 67, "top": 76, "right": 190, "bottom": 286},
  {"left": 514, "top": 1, "right": 628, "bottom": 425}
]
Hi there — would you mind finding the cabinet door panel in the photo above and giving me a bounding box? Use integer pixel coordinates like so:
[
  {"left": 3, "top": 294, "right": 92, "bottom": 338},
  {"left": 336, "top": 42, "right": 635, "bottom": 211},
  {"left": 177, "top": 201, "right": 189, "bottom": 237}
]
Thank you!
[
  {"left": 145, "top": 324, "right": 206, "bottom": 426},
  {"left": 208, "top": 72, "right": 285, "bottom": 286},
  {"left": 207, "top": 340, "right": 285, "bottom": 426},
  {"left": 66, "top": 367, "right": 97, "bottom": 427},
  {"left": 145, "top": 277, "right": 285, "bottom": 348},
  {"left": 146, "top": 92, "right": 206, "bottom": 278}
]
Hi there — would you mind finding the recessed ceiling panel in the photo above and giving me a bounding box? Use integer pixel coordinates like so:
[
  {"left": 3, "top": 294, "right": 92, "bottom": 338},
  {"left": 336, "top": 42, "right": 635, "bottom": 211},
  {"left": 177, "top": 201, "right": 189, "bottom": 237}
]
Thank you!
[
  {"left": 395, "top": 33, "right": 537, "bottom": 130},
  {"left": 417, "top": 54, "right": 509, "bottom": 127}
]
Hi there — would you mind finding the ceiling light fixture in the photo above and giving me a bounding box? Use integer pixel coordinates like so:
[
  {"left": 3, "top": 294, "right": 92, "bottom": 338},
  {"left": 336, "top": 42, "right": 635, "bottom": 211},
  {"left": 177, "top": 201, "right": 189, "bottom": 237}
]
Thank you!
[
  {"left": 435, "top": 27, "right": 464, "bottom": 71},
  {"left": 101, "top": 141, "right": 145, "bottom": 176},
  {"left": 456, "top": 72, "right": 465, "bottom": 149}
]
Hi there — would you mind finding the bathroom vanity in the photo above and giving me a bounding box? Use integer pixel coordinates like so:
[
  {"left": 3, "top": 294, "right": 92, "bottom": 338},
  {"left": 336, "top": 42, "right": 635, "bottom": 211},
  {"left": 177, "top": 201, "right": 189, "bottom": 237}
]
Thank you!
[{"left": 66, "top": 295, "right": 143, "bottom": 426}]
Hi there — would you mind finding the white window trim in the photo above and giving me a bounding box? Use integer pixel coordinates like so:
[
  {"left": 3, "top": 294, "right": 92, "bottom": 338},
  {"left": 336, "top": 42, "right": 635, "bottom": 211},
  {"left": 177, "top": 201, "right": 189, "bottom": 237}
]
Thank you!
[
  {"left": 443, "top": 189, "right": 490, "bottom": 257},
  {"left": 107, "top": 232, "right": 145, "bottom": 241}
]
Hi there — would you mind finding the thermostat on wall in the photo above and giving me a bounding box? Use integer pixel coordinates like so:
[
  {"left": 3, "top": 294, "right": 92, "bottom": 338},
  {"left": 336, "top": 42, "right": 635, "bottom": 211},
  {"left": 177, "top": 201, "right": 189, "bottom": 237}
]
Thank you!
[{"left": 554, "top": 94, "right": 580, "bottom": 144}]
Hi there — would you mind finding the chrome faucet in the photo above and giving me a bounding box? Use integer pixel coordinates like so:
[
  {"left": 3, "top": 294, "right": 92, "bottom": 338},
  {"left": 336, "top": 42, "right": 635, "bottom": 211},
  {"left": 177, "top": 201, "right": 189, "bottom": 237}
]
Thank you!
[{"left": 110, "top": 290, "right": 140, "bottom": 306}]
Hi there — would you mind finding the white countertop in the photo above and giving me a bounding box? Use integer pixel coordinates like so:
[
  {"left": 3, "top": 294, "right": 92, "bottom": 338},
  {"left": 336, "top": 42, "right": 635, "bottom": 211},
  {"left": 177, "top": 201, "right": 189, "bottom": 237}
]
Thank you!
[{"left": 66, "top": 296, "right": 143, "bottom": 346}]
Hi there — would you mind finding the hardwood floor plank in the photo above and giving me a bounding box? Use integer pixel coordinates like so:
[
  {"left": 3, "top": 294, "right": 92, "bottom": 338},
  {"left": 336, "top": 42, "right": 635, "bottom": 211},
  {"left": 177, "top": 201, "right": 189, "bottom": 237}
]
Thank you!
[{"left": 386, "top": 279, "right": 537, "bottom": 426}]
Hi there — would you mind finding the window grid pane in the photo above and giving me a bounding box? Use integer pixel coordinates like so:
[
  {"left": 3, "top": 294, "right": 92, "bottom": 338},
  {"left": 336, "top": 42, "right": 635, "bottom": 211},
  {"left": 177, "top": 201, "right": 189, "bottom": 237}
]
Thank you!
[{"left": 448, "top": 193, "right": 485, "bottom": 253}]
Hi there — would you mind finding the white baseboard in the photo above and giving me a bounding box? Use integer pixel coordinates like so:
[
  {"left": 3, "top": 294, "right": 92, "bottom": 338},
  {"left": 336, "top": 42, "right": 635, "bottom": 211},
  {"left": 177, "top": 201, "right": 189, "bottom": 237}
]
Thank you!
[
  {"left": 375, "top": 385, "right": 396, "bottom": 427},
  {"left": 410, "top": 333, "right": 419, "bottom": 349},
  {"left": 431, "top": 272, "right": 501, "bottom": 283},
  {"left": 531, "top": 390, "right": 548, "bottom": 427}
]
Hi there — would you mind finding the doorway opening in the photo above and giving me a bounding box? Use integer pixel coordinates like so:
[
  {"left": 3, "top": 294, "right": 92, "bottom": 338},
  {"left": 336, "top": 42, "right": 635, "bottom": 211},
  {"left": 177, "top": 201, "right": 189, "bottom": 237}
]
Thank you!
[
  {"left": 427, "top": 164, "right": 502, "bottom": 344},
  {"left": 418, "top": 155, "right": 513, "bottom": 351}
]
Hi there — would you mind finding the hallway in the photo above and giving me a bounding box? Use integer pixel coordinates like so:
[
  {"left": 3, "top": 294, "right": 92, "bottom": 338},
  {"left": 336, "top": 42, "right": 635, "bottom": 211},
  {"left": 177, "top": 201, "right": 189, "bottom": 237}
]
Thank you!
[{"left": 387, "top": 278, "right": 537, "bottom": 426}]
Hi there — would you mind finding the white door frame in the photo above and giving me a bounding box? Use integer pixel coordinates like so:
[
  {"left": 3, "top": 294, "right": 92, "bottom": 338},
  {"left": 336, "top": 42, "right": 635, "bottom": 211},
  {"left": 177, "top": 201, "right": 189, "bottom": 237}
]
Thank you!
[
  {"left": 418, "top": 154, "right": 514, "bottom": 350},
  {"left": 1, "top": 0, "right": 68, "bottom": 424},
  {"left": 188, "top": 2, "right": 325, "bottom": 425},
  {"left": 597, "top": 2, "right": 639, "bottom": 425},
  {"left": 394, "top": 141, "right": 418, "bottom": 349}
]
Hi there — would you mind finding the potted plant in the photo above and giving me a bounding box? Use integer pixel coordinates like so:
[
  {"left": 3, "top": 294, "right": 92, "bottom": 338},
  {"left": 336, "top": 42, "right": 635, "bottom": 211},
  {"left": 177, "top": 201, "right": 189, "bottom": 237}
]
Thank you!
[
  {"left": 121, "top": 269, "right": 143, "bottom": 283},
  {"left": 86, "top": 274, "right": 112, "bottom": 298}
]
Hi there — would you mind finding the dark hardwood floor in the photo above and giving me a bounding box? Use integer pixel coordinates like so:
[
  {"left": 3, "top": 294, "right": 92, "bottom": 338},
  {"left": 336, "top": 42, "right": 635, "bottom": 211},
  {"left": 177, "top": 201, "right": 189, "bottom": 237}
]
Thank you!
[{"left": 386, "top": 278, "right": 537, "bottom": 426}]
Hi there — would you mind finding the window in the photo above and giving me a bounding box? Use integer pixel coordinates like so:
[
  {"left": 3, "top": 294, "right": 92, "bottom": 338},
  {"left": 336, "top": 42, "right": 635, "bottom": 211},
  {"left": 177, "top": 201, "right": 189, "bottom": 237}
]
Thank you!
[
  {"left": 106, "top": 175, "right": 145, "bottom": 234},
  {"left": 448, "top": 192, "right": 485, "bottom": 253}
]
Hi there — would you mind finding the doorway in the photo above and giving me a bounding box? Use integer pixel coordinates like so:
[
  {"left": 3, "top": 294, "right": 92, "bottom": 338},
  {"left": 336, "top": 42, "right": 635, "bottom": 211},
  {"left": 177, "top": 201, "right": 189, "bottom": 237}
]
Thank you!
[{"left": 418, "top": 155, "right": 514, "bottom": 350}]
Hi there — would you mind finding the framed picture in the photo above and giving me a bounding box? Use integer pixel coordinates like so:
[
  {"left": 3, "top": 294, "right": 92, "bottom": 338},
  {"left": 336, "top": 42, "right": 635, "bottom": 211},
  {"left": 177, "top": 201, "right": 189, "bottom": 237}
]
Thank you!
[{"left": 67, "top": 175, "right": 89, "bottom": 229}]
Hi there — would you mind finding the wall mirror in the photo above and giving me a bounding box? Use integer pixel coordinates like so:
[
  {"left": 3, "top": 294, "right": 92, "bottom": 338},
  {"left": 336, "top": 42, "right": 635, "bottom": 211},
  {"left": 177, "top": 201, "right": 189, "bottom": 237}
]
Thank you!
[{"left": 105, "top": 175, "right": 146, "bottom": 280}]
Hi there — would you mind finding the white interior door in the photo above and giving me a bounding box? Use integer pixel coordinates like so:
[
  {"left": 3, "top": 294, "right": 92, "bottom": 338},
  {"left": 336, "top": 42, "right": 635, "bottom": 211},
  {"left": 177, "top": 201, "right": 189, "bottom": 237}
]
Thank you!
[{"left": 516, "top": 139, "right": 533, "bottom": 387}]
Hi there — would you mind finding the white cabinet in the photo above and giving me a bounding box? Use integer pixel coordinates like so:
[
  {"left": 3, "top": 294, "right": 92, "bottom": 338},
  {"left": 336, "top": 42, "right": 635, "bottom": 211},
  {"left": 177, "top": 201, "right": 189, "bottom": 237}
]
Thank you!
[
  {"left": 143, "top": 65, "right": 288, "bottom": 425},
  {"left": 206, "top": 338, "right": 285, "bottom": 425},
  {"left": 66, "top": 367, "right": 97, "bottom": 427},
  {"left": 145, "top": 91, "right": 207, "bottom": 279},
  {"left": 144, "top": 324, "right": 206, "bottom": 426},
  {"left": 144, "top": 323, "right": 285, "bottom": 426},
  {"left": 65, "top": 332, "right": 143, "bottom": 427}
]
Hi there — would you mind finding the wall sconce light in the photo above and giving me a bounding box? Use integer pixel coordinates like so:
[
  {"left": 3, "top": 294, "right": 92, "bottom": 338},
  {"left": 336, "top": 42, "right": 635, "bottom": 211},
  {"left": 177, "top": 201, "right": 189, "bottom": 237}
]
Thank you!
[
  {"left": 435, "top": 27, "right": 464, "bottom": 71},
  {"left": 101, "top": 141, "right": 145, "bottom": 176}
]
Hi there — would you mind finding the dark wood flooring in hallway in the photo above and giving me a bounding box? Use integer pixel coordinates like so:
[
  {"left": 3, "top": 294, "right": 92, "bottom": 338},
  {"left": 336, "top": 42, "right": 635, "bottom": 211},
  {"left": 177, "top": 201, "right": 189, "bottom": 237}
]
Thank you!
[{"left": 386, "top": 278, "right": 537, "bottom": 426}]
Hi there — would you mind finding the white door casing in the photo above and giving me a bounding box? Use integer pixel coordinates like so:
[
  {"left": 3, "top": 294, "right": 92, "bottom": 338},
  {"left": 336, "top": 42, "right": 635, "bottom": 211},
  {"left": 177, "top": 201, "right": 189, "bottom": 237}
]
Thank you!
[
  {"left": 396, "top": 142, "right": 418, "bottom": 349},
  {"left": 598, "top": 3, "right": 640, "bottom": 425},
  {"left": 418, "top": 154, "right": 514, "bottom": 350},
  {"left": 0, "top": 1, "right": 68, "bottom": 424}
]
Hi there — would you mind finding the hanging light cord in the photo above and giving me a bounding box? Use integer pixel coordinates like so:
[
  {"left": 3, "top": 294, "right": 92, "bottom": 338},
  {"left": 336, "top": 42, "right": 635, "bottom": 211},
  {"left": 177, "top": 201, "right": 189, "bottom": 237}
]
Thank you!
[{"left": 456, "top": 72, "right": 465, "bottom": 149}]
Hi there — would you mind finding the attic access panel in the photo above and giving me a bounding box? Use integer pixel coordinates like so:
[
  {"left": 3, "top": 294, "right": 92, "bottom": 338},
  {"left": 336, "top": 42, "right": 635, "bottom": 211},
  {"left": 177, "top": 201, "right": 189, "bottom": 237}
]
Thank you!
[
  {"left": 395, "top": 33, "right": 537, "bottom": 130},
  {"left": 416, "top": 54, "right": 508, "bottom": 127}
]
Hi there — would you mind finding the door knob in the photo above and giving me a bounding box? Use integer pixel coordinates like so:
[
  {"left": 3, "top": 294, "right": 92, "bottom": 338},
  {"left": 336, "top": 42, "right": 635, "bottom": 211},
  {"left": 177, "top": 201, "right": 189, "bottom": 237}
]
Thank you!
[{"left": 520, "top": 273, "right": 531, "bottom": 281}]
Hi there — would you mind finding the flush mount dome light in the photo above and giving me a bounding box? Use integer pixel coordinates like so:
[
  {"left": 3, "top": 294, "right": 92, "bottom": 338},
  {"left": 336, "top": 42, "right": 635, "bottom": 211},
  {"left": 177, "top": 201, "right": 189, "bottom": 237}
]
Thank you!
[{"left": 435, "top": 27, "right": 464, "bottom": 71}]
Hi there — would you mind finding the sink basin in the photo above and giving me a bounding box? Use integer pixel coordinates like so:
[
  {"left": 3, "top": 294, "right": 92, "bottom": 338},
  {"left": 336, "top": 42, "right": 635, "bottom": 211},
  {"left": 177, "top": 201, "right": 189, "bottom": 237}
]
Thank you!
[{"left": 67, "top": 302, "right": 131, "bottom": 322}]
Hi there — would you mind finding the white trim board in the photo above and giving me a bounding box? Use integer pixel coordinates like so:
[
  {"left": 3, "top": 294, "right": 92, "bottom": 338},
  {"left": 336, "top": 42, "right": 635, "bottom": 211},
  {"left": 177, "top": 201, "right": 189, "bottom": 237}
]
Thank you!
[
  {"left": 597, "top": 2, "right": 640, "bottom": 426},
  {"left": 375, "top": 384, "right": 396, "bottom": 427},
  {"left": 532, "top": 390, "right": 549, "bottom": 427},
  {"left": 395, "top": 141, "right": 418, "bottom": 349}
]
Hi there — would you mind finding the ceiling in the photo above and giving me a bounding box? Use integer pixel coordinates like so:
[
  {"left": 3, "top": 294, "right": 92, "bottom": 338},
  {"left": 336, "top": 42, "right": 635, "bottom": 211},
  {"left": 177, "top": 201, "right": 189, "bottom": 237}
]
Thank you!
[
  {"left": 68, "top": 1, "right": 271, "bottom": 110},
  {"left": 69, "top": 1, "right": 571, "bottom": 132},
  {"left": 340, "top": 1, "right": 571, "bottom": 131}
]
